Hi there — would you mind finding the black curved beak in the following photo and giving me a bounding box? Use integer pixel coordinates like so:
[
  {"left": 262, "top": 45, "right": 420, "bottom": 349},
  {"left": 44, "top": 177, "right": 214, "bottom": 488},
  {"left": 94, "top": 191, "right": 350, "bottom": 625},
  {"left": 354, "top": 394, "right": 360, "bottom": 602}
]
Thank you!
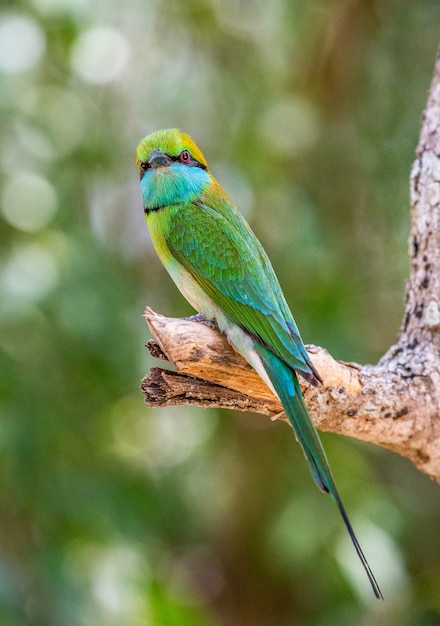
[{"left": 148, "top": 150, "right": 172, "bottom": 168}]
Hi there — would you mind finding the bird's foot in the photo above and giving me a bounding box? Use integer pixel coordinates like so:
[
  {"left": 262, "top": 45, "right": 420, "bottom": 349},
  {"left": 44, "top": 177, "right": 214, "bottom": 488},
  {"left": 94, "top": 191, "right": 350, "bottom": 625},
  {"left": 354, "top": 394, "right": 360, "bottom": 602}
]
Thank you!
[{"left": 185, "top": 312, "right": 217, "bottom": 330}]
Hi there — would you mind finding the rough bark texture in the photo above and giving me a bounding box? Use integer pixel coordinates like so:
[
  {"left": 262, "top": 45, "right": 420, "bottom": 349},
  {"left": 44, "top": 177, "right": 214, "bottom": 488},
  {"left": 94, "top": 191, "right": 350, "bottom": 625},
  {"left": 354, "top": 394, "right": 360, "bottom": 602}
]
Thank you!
[{"left": 141, "top": 48, "right": 440, "bottom": 481}]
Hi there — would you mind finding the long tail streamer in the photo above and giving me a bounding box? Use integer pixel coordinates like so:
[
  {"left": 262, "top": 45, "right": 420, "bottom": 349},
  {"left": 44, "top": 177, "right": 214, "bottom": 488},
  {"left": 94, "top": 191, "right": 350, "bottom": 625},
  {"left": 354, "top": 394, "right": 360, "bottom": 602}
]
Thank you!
[{"left": 255, "top": 343, "right": 383, "bottom": 600}]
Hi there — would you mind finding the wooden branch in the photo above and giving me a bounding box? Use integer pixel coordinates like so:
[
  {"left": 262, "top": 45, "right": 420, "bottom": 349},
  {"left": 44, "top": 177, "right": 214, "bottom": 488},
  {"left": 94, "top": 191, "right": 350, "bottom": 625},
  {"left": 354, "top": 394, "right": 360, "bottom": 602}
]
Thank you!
[
  {"left": 142, "top": 309, "right": 360, "bottom": 419},
  {"left": 141, "top": 47, "right": 440, "bottom": 481}
]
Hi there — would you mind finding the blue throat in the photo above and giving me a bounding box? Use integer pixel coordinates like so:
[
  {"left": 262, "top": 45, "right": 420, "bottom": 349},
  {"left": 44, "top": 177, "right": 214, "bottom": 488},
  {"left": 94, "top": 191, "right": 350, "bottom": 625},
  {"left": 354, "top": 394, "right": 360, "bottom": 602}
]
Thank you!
[{"left": 141, "top": 163, "right": 211, "bottom": 211}]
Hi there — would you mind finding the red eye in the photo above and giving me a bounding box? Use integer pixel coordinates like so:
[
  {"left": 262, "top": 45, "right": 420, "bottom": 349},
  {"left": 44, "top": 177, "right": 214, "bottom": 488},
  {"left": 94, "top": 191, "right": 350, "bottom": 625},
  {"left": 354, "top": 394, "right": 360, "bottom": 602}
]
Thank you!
[{"left": 180, "top": 150, "right": 190, "bottom": 163}]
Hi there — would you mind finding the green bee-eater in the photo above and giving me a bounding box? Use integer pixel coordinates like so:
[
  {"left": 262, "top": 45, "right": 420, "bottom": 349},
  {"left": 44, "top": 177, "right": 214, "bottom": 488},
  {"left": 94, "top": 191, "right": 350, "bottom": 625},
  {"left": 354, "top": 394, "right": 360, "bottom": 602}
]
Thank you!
[{"left": 136, "top": 128, "right": 382, "bottom": 599}]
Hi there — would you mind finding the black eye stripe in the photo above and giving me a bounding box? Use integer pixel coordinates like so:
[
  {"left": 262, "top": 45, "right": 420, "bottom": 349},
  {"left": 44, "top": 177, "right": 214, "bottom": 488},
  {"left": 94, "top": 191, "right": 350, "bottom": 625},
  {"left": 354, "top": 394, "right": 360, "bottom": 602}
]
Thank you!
[
  {"left": 172, "top": 153, "right": 207, "bottom": 170},
  {"left": 140, "top": 153, "right": 207, "bottom": 171}
]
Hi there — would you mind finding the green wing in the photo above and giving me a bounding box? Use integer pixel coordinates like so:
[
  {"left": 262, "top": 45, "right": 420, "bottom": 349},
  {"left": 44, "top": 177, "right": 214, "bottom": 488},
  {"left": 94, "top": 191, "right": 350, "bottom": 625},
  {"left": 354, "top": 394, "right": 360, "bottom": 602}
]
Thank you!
[{"left": 165, "top": 200, "right": 318, "bottom": 379}]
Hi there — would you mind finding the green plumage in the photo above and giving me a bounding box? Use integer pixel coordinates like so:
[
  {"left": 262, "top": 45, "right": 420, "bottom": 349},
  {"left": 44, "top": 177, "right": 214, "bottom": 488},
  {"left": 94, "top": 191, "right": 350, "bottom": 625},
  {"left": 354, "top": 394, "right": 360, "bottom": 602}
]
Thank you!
[
  {"left": 136, "top": 128, "right": 382, "bottom": 599},
  {"left": 164, "top": 201, "right": 318, "bottom": 381}
]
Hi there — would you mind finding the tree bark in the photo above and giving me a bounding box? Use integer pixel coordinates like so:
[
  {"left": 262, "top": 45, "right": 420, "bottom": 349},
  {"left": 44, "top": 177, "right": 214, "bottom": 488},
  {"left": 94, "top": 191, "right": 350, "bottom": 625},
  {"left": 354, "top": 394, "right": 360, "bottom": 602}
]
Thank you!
[{"left": 141, "top": 47, "right": 440, "bottom": 482}]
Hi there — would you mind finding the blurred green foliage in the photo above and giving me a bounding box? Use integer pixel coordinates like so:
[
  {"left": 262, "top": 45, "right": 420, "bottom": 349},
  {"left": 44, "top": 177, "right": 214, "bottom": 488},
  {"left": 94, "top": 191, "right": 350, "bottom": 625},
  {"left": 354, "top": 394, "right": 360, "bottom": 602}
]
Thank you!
[{"left": 1, "top": 1, "right": 440, "bottom": 624}]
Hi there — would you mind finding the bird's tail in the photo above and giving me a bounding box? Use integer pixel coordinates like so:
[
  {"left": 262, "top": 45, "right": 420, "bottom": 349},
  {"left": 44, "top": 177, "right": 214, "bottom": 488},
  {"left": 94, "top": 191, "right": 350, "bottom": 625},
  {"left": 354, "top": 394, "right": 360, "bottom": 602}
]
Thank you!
[{"left": 254, "top": 343, "right": 383, "bottom": 600}]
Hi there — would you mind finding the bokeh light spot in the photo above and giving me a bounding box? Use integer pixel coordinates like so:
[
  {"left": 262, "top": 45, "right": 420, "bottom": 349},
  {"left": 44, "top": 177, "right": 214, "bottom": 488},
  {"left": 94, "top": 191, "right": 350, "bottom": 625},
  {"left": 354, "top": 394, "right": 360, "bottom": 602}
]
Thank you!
[
  {"left": 2, "top": 174, "right": 58, "bottom": 232},
  {"left": 111, "top": 400, "right": 217, "bottom": 472},
  {"left": 70, "top": 26, "right": 131, "bottom": 84},
  {"left": 0, "top": 15, "right": 46, "bottom": 73},
  {"left": 1, "top": 244, "right": 59, "bottom": 301}
]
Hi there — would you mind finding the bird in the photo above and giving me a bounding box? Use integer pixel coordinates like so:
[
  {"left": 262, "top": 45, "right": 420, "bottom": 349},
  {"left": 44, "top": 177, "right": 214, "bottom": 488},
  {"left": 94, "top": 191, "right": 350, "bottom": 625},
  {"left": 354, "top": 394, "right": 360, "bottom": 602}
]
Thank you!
[{"left": 136, "top": 128, "right": 382, "bottom": 599}]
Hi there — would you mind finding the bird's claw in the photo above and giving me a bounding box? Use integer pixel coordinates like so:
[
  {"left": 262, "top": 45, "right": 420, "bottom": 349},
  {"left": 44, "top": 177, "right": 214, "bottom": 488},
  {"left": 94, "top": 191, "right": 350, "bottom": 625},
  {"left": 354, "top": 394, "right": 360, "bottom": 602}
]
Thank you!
[{"left": 185, "top": 312, "right": 217, "bottom": 330}]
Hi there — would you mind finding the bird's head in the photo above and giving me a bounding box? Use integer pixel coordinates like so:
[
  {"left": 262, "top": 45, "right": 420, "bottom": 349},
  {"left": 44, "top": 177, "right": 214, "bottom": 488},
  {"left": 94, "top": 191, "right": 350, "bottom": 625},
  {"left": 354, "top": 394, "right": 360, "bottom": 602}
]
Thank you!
[{"left": 136, "top": 129, "right": 211, "bottom": 212}]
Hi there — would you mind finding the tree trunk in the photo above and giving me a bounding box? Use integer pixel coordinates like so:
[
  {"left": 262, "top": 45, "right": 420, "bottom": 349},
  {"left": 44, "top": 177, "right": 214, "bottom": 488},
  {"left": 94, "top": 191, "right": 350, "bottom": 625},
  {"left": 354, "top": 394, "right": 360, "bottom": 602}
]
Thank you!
[{"left": 141, "top": 47, "right": 440, "bottom": 482}]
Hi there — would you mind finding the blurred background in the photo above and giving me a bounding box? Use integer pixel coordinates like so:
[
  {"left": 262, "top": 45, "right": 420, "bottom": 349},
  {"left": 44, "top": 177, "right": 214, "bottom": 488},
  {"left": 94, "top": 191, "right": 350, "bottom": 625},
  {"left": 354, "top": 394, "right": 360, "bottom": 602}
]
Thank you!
[{"left": 1, "top": 1, "right": 440, "bottom": 624}]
